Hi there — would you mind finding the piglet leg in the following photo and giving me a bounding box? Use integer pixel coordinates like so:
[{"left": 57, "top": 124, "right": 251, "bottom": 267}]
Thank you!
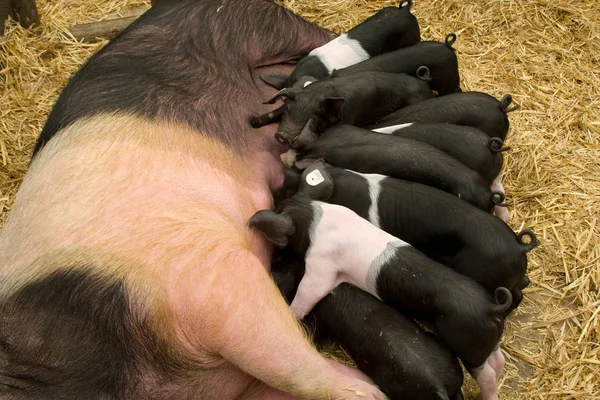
[
  {"left": 491, "top": 175, "right": 510, "bottom": 222},
  {"left": 290, "top": 268, "right": 338, "bottom": 320},
  {"left": 472, "top": 361, "right": 499, "bottom": 400},
  {"left": 486, "top": 346, "right": 506, "bottom": 381}
]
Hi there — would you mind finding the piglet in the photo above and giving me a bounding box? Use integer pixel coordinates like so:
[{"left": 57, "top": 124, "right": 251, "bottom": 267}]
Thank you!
[
  {"left": 368, "top": 122, "right": 511, "bottom": 220},
  {"left": 278, "top": 161, "right": 537, "bottom": 315},
  {"left": 367, "top": 92, "right": 520, "bottom": 141},
  {"left": 250, "top": 195, "right": 512, "bottom": 400},
  {"left": 337, "top": 33, "right": 461, "bottom": 95},
  {"left": 264, "top": 70, "right": 434, "bottom": 148},
  {"left": 260, "top": 0, "right": 420, "bottom": 90},
  {"left": 282, "top": 126, "right": 505, "bottom": 212},
  {"left": 272, "top": 252, "right": 465, "bottom": 400},
  {"left": 369, "top": 123, "right": 508, "bottom": 183}
]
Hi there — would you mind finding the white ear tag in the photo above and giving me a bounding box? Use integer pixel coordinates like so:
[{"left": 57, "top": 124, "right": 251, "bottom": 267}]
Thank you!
[{"left": 306, "top": 169, "right": 325, "bottom": 186}]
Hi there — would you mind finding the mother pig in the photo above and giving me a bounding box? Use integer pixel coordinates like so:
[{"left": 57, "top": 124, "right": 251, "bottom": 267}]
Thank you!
[{"left": 0, "top": 1, "right": 386, "bottom": 399}]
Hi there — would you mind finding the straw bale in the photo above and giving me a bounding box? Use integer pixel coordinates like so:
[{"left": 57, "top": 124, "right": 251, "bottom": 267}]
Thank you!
[{"left": 1, "top": 0, "right": 599, "bottom": 398}]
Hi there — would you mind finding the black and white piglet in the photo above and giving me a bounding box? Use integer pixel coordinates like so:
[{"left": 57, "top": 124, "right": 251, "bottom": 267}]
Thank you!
[
  {"left": 337, "top": 33, "right": 461, "bottom": 95},
  {"left": 281, "top": 125, "right": 505, "bottom": 213},
  {"left": 272, "top": 252, "right": 465, "bottom": 400},
  {"left": 251, "top": 195, "right": 512, "bottom": 400},
  {"left": 370, "top": 122, "right": 511, "bottom": 220},
  {"left": 260, "top": 0, "right": 420, "bottom": 90},
  {"left": 367, "top": 92, "right": 520, "bottom": 141},
  {"left": 278, "top": 161, "right": 537, "bottom": 315},
  {"left": 369, "top": 123, "right": 509, "bottom": 182},
  {"left": 264, "top": 70, "right": 434, "bottom": 147}
]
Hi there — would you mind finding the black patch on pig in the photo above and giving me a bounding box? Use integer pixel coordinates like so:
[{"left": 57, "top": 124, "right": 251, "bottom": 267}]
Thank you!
[
  {"left": 0, "top": 268, "right": 174, "bottom": 398},
  {"left": 33, "top": 0, "right": 334, "bottom": 156}
]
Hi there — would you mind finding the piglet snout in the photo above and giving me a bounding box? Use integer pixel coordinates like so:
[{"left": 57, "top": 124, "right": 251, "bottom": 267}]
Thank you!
[{"left": 275, "top": 132, "right": 291, "bottom": 144}]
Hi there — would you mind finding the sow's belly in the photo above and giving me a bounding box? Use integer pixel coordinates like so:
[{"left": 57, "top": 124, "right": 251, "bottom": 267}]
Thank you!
[{"left": 0, "top": 113, "right": 282, "bottom": 281}]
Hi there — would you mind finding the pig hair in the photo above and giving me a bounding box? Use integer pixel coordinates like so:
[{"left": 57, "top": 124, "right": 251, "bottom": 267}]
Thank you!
[
  {"left": 500, "top": 94, "right": 520, "bottom": 113},
  {"left": 445, "top": 33, "right": 457, "bottom": 51},
  {"left": 517, "top": 229, "right": 538, "bottom": 251},
  {"left": 487, "top": 137, "right": 512, "bottom": 153},
  {"left": 416, "top": 66, "right": 433, "bottom": 82}
]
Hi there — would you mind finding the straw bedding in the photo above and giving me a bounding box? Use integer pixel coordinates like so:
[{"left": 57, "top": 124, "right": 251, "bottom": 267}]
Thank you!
[{"left": 0, "top": 0, "right": 598, "bottom": 398}]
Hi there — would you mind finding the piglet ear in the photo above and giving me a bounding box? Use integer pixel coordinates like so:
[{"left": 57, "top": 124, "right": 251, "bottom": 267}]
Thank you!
[
  {"left": 260, "top": 72, "right": 289, "bottom": 90},
  {"left": 298, "top": 160, "right": 335, "bottom": 201},
  {"left": 320, "top": 97, "right": 345, "bottom": 121},
  {"left": 249, "top": 210, "right": 296, "bottom": 248}
]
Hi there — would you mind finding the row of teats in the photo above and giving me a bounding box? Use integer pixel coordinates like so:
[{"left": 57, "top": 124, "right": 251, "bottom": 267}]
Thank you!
[{"left": 250, "top": 1, "right": 538, "bottom": 400}]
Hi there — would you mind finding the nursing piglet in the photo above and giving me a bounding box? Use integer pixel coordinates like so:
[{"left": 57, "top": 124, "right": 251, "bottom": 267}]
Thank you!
[
  {"left": 265, "top": 71, "right": 433, "bottom": 147},
  {"left": 282, "top": 126, "right": 505, "bottom": 213},
  {"left": 337, "top": 33, "right": 461, "bottom": 95},
  {"left": 272, "top": 252, "right": 465, "bottom": 400},
  {"left": 367, "top": 92, "right": 520, "bottom": 141},
  {"left": 261, "top": 0, "right": 420, "bottom": 90},
  {"left": 278, "top": 161, "right": 537, "bottom": 315},
  {"left": 250, "top": 195, "right": 512, "bottom": 400},
  {"left": 372, "top": 123, "right": 508, "bottom": 183},
  {"left": 371, "top": 122, "right": 511, "bottom": 220}
]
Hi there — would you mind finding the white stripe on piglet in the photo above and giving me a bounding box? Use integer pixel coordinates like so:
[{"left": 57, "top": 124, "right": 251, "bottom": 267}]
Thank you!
[
  {"left": 372, "top": 123, "right": 414, "bottom": 134},
  {"left": 292, "top": 201, "right": 412, "bottom": 319},
  {"left": 309, "top": 34, "right": 370, "bottom": 73},
  {"left": 346, "top": 170, "right": 386, "bottom": 228}
]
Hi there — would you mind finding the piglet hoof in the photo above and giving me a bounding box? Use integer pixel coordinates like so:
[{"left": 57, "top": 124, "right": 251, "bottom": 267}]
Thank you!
[{"left": 494, "top": 204, "right": 510, "bottom": 223}]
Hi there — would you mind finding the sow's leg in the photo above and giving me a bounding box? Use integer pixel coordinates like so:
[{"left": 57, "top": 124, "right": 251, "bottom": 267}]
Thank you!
[{"left": 183, "top": 249, "right": 384, "bottom": 399}]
